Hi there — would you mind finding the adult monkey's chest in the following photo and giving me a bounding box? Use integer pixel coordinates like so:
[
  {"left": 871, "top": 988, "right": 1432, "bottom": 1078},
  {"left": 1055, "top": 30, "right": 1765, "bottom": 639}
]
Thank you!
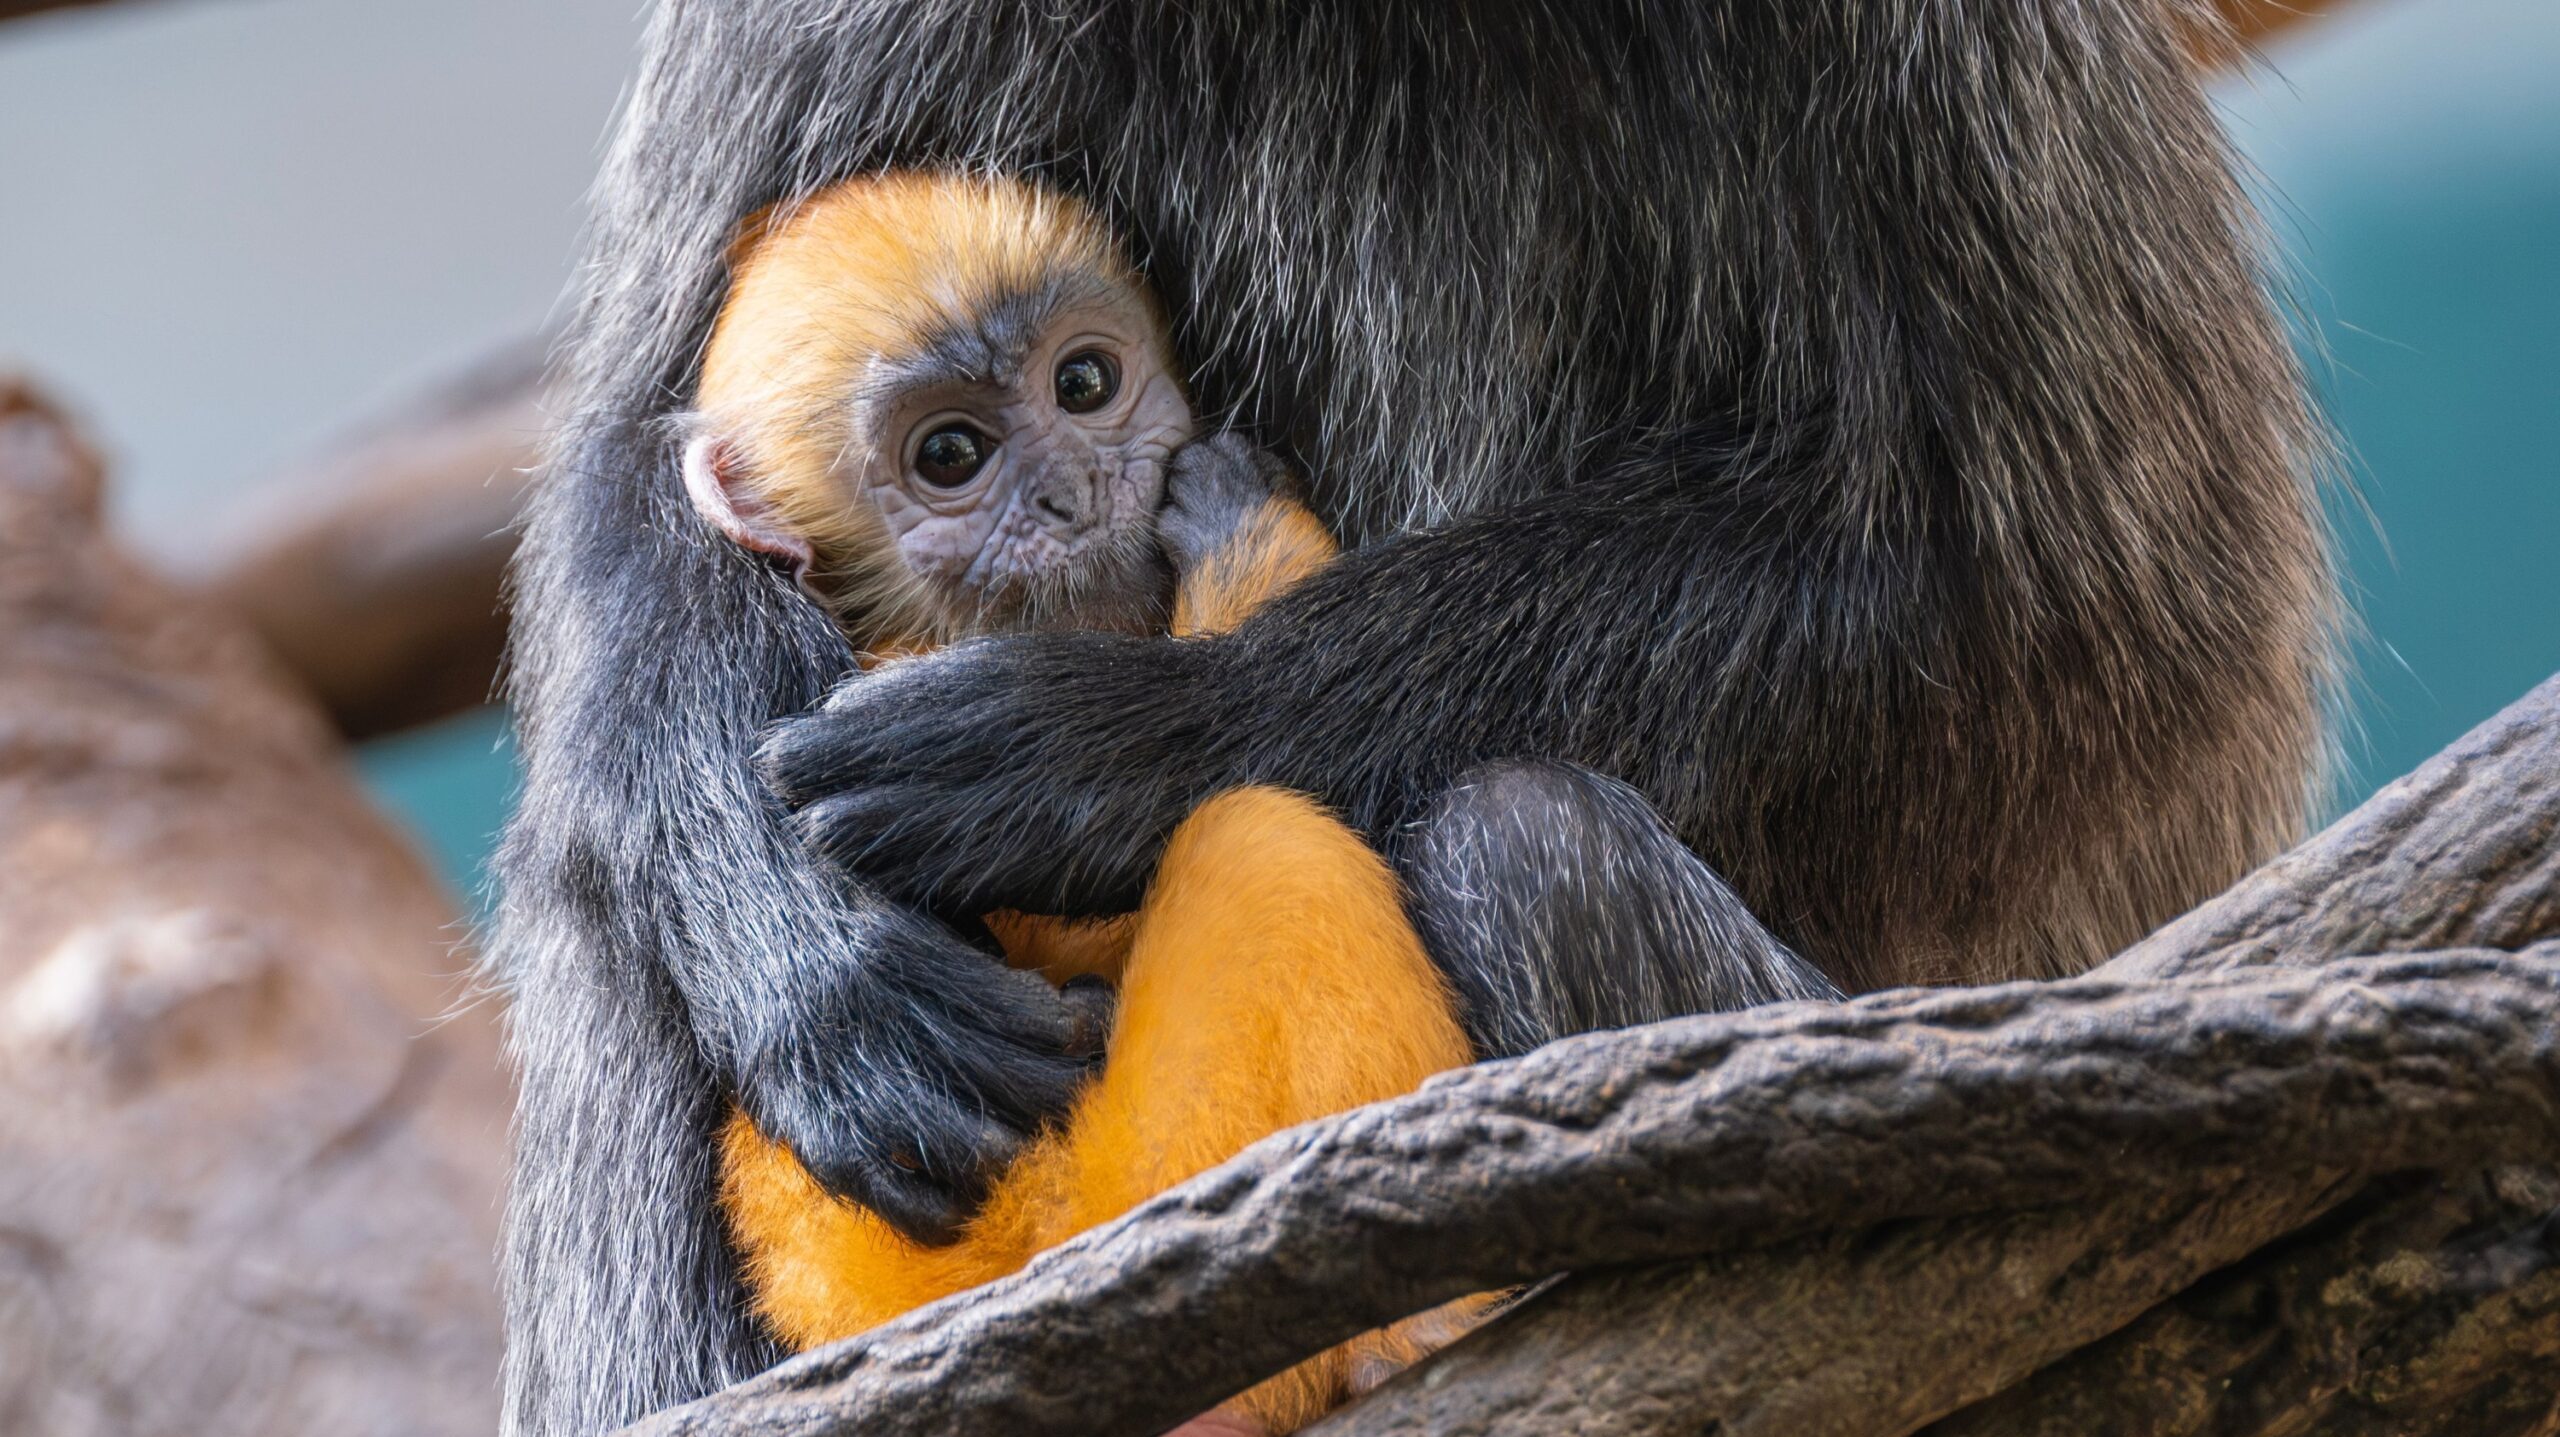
[{"left": 956, "top": 0, "right": 1738, "bottom": 544}]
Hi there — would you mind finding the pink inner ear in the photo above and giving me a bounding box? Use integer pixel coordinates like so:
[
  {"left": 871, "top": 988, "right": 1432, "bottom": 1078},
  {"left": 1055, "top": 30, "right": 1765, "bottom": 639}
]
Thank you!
[{"left": 683, "top": 431, "right": 815, "bottom": 574}]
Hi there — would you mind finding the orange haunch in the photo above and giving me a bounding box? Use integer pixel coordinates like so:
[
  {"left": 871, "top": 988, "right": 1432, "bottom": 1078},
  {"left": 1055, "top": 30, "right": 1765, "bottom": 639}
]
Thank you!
[
  {"left": 720, "top": 784, "right": 1474, "bottom": 1426},
  {"left": 718, "top": 491, "right": 1483, "bottom": 1431}
]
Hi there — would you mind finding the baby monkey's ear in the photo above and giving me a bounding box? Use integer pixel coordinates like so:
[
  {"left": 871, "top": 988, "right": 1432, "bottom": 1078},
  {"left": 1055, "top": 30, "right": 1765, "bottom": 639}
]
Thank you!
[{"left": 682, "top": 427, "right": 816, "bottom": 578}]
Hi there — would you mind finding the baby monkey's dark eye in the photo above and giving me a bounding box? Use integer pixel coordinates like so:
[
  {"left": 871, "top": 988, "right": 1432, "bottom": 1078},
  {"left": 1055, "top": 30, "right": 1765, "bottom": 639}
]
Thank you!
[
  {"left": 914, "top": 425, "right": 991, "bottom": 488},
  {"left": 1054, "top": 350, "right": 1119, "bottom": 414}
]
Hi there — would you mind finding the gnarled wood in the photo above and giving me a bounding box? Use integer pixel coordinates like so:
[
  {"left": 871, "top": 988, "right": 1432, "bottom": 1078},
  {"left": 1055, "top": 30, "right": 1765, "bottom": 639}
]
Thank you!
[
  {"left": 1926, "top": 1168, "right": 2560, "bottom": 1437},
  {"left": 1312, "top": 1177, "right": 2362, "bottom": 1437},
  {"left": 626, "top": 947, "right": 2560, "bottom": 1437},
  {"left": 623, "top": 671, "right": 2560, "bottom": 1437}
]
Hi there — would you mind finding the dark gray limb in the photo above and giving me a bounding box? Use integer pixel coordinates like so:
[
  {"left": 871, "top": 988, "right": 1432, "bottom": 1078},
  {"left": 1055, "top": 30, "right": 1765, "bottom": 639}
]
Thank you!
[{"left": 1400, "top": 760, "right": 1841, "bottom": 1059}]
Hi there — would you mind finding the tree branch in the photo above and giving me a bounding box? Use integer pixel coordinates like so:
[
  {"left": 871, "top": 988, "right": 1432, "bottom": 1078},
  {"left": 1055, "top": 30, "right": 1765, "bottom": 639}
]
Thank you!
[
  {"left": 0, "top": 0, "right": 173, "bottom": 23},
  {"left": 1312, "top": 1176, "right": 2365, "bottom": 1437},
  {"left": 624, "top": 672, "right": 2560, "bottom": 1437},
  {"left": 0, "top": 378, "right": 509, "bottom": 1433},
  {"left": 626, "top": 949, "right": 2560, "bottom": 1437},
  {"left": 183, "top": 340, "right": 547, "bottom": 740},
  {"left": 2211, "top": 0, "right": 2355, "bottom": 48},
  {"left": 1925, "top": 1168, "right": 2560, "bottom": 1437}
]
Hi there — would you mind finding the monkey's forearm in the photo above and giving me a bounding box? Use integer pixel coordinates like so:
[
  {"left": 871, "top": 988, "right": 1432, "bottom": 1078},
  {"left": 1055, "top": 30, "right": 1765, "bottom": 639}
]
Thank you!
[
  {"left": 498, "top": 447, "right": 1103, "bottom": 1248},
  {"left": 765, "top": 465, "right": 1873, "bottom": 922},
  {"left": 511, "top": 720, "right": 1093, "bottom": 1242},
  {"left": 1162, "top": 434, "right": 1339, "bottom": 638},
  {"left": 1171, "top": 495, "right": 1337, "bottom": 638}
]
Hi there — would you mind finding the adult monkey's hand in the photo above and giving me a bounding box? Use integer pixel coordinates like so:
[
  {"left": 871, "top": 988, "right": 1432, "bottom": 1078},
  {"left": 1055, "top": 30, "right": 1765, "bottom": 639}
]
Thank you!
[
  {"left": 763, "top": 627, "right": 1234, "bottom": 920},
  {"left": 725, "top": 901, "right": 1109, "bottom": 1246},
  {"left": 504, "top": 416, "right": 1112, "bottom": 1256},
  {"left": 761, "top": 432, "right": 1326, "bottom": 917}
]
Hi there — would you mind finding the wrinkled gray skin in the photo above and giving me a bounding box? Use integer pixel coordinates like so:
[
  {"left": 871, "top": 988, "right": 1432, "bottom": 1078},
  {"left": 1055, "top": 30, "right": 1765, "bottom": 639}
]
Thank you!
[
  {"left": 861, "top": 300, "right": 1190, "bottom": 634},
  {"left": 493, "top": 2, "right": 2328, "bottom": 1433}
]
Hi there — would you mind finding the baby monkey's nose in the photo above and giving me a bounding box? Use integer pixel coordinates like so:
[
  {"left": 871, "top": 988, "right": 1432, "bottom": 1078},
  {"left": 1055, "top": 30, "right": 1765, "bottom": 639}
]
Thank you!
[{"left": 1031, "top": 463, "right": 1101, "bottom": 533}]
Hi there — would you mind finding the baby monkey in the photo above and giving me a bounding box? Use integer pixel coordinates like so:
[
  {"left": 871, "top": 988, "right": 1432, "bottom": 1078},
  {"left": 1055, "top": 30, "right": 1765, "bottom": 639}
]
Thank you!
[
  {"left": 686, "top": 172, "right": 1476, "bottom": 1433},
  {"left": 685, "top": 171, "right": 1195, "bottom": 643}
]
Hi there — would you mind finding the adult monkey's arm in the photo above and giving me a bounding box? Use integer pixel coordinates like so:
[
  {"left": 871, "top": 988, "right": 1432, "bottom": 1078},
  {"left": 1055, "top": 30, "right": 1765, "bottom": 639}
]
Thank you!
[
  {"left": 498, "top": 417, "right": 1101, "bottom": 1423},
  {"left": 495, "top": 9, "right": 1126, "bottom": 1430},
  {"left": 766, "top": 470, "right": 1923, "bottom": 924}
]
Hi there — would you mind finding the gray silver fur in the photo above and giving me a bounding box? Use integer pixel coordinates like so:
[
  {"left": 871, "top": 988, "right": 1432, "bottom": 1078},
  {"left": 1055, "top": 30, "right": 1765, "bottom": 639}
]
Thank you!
[
  {"left": 491, "top": 2, "right": 2332, "bottom": 1433},
  {"left": 1403, "top": 762, "right": 1843, "bottom": 1057}
]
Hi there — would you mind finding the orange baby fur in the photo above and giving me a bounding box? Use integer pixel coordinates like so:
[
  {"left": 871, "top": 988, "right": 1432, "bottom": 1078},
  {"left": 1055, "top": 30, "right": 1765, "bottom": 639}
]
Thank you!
[
  {"left": 720, "top": 495, "right": 1479, "bottom": 1429},
  {"left": 721, "top": 783, "right": 1474, "bottom": 1427},
  {"left": 1169, "top": 495, "right": 1340, "bottom": 638},
  {"left": 702, "top": 173, "right": 1483, "bottom": 1429}
]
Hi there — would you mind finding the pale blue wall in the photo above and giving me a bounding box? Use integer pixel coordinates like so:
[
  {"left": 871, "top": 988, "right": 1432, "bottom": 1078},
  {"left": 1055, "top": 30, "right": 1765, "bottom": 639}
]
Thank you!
[
  {"left": 1, "top": 0, "right": 636, "bottom": 913},
  {"left": 0, "top": 0, "right": 639, "bottom": 547},
  {"left": 2219, "top": 0, "right": 2560, "bottom": 803}
]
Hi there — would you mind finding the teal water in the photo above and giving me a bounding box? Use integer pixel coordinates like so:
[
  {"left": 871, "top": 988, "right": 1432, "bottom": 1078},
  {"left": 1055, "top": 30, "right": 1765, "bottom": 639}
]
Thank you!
[
  {"left": 2219, "top": 0, "right": 2560, "bottom": 805},
  {"left": 359, "top": 1, "right": 2560, "bottom": 899},
  {"left": 357, "top": 706, "right": 515, "bottom": 915}
]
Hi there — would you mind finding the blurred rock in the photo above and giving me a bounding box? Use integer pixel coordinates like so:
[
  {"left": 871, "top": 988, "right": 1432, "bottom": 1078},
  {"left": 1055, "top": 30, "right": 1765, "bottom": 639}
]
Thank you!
[
  {"left": 0, "top": 380, "right": 508, "bottom": 1437},
  {"left": 183, "top": 342, "right": 546, "bottom": 741}
]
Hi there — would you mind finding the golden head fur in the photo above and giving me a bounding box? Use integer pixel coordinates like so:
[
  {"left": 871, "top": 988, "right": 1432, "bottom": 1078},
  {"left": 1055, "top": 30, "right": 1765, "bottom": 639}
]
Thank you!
[{"left": 694, "top": 171, "right": 1181, "bottom": 642}]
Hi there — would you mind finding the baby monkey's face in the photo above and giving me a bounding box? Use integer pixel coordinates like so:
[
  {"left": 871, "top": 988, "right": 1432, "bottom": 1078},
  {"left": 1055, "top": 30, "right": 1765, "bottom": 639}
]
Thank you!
[{"left": 858, "top": 284, "right": 1192, "bottom": 633}]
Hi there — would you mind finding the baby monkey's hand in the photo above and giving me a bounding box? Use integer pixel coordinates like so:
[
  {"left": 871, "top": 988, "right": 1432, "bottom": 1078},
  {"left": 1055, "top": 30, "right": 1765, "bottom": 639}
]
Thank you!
[
  {"left": 1159, "top": 431, "right": 1300, "bottom": 574},
  {"left": 1159, "top": 434, "right": 1336, "bottom": 638}
]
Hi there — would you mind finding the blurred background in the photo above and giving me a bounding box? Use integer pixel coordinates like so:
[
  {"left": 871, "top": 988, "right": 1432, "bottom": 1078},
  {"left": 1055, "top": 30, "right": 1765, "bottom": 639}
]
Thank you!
[
  {"left": 0, "top": 3, "right": 2550, "bottom": 1431},
  {"left": 2, "top": 0, "right": 2554, "bottom": 914}
]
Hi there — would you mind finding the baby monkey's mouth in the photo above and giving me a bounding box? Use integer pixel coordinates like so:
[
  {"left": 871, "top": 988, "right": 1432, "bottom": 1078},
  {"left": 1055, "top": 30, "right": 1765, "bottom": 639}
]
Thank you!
[
  {"left": 964, "top": 522, "right": 1174, "bottom": 640},
  {"left": 950, "top": 443, "right": 1181, "bottom": 639}
]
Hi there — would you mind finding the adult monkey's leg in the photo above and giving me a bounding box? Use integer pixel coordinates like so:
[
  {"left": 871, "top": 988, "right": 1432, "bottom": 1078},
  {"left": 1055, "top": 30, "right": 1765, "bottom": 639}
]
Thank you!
[{"left": 1399, "top": 760, "right": 1842, "bottom": 1059}]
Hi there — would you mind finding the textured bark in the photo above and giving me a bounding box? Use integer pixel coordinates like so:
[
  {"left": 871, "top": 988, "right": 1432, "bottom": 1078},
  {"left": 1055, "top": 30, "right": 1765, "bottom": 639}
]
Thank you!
[
  {"left": 1927, "top": 1168, "right": 2560, "bottom": 1437},
  {"left": 1311, "top": 1178, "right": 2364, "bottom": 1437},
  {"left": 624, "top": 671, "right": 2560, "bottom": 1437},
  {"left": 0, "top": 382, "right": 510, "bottom": 1436},
  {"left": 624, "top": 947, "right": 2560, "bottom": 1437},
  {"left": 1314, "top": 675, "right": 2560, "bottom": 1437}
]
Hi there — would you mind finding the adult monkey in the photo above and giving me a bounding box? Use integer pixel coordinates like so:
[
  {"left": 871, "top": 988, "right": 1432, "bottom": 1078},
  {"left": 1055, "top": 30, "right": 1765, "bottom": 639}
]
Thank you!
[{"left": 493, "top": 2, "right": 2329, "bottom": 1433}]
